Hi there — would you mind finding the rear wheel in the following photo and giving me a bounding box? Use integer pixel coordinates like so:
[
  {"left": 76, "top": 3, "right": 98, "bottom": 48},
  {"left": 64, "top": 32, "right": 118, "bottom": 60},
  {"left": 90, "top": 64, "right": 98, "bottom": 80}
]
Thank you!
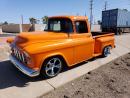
[
  {"left": 102, "top": 46, "right": 111, "bottom": 57},
  {"left": 41, "top": 57, "right": 63, "bottom": 78}
]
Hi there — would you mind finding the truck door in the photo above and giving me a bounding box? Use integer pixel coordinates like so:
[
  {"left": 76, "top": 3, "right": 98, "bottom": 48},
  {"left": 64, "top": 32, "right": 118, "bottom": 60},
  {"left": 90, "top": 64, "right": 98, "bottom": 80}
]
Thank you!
[{"left": 72, "top": 20, "right": 94, "bottom": 64}]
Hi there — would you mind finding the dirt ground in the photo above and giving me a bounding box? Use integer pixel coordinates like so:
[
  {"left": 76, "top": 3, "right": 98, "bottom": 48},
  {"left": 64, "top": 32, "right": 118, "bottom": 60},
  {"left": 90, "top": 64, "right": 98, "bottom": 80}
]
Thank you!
[
  {"left": 0, "top": 36, "right": 12, "bottom": 61},
  {"left": 0, "top": 43, "right": 10, "bottom": 61},
  {"left": 42, "top": 53, "right": 130, "bottom": 98}
]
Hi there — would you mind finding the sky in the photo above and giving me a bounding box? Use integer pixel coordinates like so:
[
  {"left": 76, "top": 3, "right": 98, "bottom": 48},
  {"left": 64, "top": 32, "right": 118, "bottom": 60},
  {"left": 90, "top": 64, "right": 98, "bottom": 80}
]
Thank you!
[{"left": 0, "top": 0, "right": 130, "bottom": 24}]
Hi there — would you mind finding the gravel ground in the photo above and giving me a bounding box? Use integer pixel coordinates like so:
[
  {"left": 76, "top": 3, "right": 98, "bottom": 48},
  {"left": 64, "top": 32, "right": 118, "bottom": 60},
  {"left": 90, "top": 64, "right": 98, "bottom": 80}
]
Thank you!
[{"left": 42, "top": 53, "right": 130, "bottom": 98}]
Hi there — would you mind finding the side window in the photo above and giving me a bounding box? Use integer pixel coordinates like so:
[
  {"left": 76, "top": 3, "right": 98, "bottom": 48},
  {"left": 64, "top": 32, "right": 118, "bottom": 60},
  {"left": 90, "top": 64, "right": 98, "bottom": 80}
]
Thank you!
[{"left": 75, "top": 21, "right": 88, "bottom": 33}]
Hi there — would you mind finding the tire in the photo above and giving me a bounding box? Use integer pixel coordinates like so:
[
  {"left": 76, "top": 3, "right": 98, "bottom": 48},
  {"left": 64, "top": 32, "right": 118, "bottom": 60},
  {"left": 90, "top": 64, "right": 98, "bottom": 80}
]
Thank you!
[
  {"left": 41, "top": 57, "right": 63, "bottom": 78},
  {"left": 102, "top": 46, "right": 111, "bottom": 57}
]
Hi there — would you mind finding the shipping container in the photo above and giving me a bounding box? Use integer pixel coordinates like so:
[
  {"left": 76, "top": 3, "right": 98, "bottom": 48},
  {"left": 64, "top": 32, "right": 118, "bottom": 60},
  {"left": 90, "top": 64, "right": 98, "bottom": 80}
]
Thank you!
[
  {"left": 102, "top": 9, "right": 130, "bottom": 34},
  {"left": 117, "top": 9, "right": 130, "bottom": 27}
]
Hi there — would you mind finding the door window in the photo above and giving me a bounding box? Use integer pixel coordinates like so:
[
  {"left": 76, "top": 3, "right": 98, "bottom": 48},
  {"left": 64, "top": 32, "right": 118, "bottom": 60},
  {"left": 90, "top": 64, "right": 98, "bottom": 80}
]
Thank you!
[{"left": 75, "top": 21, "right": 88, "bottom": 33}]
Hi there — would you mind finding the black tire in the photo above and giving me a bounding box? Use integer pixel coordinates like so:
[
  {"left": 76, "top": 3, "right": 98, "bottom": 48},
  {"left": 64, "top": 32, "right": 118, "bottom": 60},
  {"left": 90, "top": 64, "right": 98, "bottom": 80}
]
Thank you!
[
  {"left": 41, "top": 57, "right": 63, "bottom": 79},
  {"left": 102, "top": 46, "right": 111, "bottom": 57}
]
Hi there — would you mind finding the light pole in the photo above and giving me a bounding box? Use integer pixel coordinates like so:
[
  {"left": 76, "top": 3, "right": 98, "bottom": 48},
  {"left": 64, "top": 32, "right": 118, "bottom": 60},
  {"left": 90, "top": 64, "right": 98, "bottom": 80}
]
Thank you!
[
  {"left": 104, "top": 1, "right": 108, "bottom": 11},
  {"left": 20, "top": 15, "right": 23, "bottom": 33},
  {"left": 90, "top": 0, "right": 93, "bottom": 30}
]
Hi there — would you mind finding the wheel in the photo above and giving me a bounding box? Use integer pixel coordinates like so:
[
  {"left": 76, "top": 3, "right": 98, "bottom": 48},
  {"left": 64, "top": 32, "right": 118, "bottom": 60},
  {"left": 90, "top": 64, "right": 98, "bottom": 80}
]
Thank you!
[
  {"left": 102, "top": 46, "right": 111, "bottom": 57},
  {"left": 41, "top": 57, "right": 63, "bottom": 78}
]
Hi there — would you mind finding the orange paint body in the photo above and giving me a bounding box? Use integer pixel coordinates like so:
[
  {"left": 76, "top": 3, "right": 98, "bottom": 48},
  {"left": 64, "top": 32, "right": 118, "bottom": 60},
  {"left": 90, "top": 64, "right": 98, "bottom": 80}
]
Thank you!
[{"left": 7, "top": 16, "right": 115, "bottom": 72}]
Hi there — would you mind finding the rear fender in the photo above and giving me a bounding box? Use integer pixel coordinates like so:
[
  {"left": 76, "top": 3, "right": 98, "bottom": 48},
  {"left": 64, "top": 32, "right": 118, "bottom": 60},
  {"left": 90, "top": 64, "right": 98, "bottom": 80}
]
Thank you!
[{"left": 95, "top": 36, "right": 115, "bottom": 53}]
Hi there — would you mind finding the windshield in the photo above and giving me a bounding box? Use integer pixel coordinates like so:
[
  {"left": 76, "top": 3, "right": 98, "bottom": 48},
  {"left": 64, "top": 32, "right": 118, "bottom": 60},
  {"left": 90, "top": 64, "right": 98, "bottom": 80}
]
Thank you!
[{"left": 44, "top": 18, "right": 73, "bottom": 33}]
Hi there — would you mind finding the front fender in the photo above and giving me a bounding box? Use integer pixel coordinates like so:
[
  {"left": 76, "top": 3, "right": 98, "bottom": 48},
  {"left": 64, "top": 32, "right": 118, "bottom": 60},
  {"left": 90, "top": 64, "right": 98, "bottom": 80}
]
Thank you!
[{"left": 24, "top": 39, "right": 74, "bottom": 69}]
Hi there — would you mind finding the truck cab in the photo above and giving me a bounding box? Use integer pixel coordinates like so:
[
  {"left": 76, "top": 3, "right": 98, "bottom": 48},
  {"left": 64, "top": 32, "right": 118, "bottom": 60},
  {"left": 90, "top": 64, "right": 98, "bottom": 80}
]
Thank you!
[{"left": 8, "top": 16, "right": 115, "bottom": 78}]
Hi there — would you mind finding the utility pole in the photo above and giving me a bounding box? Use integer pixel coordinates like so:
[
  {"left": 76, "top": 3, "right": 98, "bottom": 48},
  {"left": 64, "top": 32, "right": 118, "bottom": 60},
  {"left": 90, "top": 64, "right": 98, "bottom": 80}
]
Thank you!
[
  {"left": 104, "top": 1, "right": 108, "bottom": 11},
  {"left": 20, "top": 15, "right": 23, "bottom": 33},
  {"left": 21, "top": 15, "right": 23, "bottom": 24},
  {"left": 90, "top": 0, "right": 93, "bottom": 30}
]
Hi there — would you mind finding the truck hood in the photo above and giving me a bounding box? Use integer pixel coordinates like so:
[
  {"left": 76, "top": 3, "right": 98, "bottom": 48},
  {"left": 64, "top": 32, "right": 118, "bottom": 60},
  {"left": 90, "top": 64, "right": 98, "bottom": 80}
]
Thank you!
[{"left": 13, "top": 31, "right": 68, "bottom": 48}]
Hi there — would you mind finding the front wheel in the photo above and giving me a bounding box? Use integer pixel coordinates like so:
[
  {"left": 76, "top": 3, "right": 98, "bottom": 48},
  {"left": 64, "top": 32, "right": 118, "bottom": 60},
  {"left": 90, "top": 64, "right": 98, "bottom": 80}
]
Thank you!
[
  {"left": 102, "top": 46, "right": 111, "bottom": 57},
  {"left": 41, "top": 57, "right": 63, "bottom": 78}
]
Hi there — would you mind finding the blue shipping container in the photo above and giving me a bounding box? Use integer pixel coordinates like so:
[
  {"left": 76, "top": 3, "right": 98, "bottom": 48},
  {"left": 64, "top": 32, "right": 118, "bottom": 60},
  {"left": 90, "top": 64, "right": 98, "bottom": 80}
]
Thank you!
[
  {"left": 102, "top": 9, "right": 130, "bottom": 28},
  {"left": 117, "top": 9, "right": 130, "bottom": 27}
]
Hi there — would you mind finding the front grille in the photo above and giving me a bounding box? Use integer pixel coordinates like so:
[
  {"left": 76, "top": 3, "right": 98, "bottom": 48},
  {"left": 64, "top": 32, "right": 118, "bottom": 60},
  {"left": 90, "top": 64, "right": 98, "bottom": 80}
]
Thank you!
[{"left": 12, "top": 48, "right": 27, "bottom": 64}]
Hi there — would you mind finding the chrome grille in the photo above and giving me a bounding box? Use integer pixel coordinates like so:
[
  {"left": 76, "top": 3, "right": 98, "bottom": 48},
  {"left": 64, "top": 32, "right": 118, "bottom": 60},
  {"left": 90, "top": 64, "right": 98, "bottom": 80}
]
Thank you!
[{"left": 12, "top": 48, "right": 27, "bottom": 64}]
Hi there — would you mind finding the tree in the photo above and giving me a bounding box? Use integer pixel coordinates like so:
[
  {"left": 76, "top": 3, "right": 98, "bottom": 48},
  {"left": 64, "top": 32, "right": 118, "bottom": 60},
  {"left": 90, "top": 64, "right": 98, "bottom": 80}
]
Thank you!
[
  {"left": 29, "top": 17, "right": 37, "bottom": 24},
  {"left": 42, "top": 16, "right": 48, "bottom": 24},
  {"left": 3, "top": 21, "right": 8, "bottom": 25}
]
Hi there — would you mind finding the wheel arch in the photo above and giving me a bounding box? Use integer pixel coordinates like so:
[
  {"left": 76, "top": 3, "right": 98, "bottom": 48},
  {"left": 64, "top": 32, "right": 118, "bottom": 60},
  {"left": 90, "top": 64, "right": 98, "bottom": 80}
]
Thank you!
[
  {"left": 40, "top": 53, "right": 68, "bottom": 72},
  {"left": 102, "top": 44, "right": 112, "bottom": 53},
  {"left": 102, "top": 45, "right": 112, "bottom": 57}
]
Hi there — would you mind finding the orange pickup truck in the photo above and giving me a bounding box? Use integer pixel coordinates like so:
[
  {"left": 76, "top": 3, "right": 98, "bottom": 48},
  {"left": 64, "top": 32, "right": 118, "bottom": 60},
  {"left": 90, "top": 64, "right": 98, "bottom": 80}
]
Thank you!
[{"left": 7, "top": 16, "right": 115, "bottom": 78}]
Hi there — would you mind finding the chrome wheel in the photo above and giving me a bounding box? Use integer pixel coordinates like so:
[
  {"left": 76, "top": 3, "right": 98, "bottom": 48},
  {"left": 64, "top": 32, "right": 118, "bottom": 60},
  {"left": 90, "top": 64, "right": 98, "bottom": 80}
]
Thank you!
[
  {"left": 103, "top": 46, "right": 111, "bottom": 57},
  {"left": 45, "top": 58, "right": 62, "bottom": 77}
]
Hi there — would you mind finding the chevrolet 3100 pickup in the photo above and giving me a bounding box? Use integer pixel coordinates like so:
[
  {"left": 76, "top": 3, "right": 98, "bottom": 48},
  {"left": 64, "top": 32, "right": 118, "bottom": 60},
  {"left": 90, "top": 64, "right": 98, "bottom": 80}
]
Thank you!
[{"left": 7, "top": 16, "right": 115, "bottom": 78}]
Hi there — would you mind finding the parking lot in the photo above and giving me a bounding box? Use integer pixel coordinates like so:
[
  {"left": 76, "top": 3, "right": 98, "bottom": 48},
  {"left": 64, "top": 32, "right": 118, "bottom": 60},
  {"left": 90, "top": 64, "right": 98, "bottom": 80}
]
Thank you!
[{"left": 0, "top": 34, "right": 130, "bottom": 98}]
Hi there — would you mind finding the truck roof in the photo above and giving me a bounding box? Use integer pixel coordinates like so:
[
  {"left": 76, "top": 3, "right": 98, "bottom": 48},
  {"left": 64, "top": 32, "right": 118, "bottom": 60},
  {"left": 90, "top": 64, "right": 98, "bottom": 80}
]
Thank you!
[{"left": 49, "top": 16, "right": 88, "bottom": 21}]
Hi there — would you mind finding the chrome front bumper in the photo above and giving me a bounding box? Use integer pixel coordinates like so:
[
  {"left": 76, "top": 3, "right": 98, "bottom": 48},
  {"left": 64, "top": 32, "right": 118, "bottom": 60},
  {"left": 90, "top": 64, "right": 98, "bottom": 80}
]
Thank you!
[{"left": 10, "top": 55, "right": 40, "bottom": 77}]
